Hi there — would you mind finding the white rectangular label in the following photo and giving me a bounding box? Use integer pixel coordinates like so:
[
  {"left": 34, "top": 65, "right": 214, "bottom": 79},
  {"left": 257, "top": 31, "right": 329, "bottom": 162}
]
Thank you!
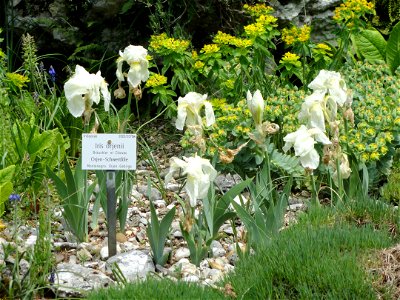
[{"left": 81, "top": 134, "right": 136, "bottom": 170}]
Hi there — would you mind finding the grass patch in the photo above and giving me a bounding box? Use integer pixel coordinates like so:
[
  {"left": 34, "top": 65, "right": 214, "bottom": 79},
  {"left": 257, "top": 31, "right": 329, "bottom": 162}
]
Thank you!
[
  {"left": 87, "top": 277, "right": 227, "bottom": 300},
  {"left": 226, "top": 201, "right": 396, "bottom": 299}
]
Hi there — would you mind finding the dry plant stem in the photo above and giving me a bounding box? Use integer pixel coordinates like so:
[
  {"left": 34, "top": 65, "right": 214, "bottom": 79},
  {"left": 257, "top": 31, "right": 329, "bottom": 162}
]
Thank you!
[{"left": 310, "top": 173, "right": 319, "bottom": 206}]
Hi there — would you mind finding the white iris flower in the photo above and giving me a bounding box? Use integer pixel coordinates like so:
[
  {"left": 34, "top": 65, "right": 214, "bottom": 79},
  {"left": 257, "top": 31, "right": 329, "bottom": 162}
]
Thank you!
[
  {"left": 298, "top": 90, "right": 327, "bottom": 132},
  {"left": 165, "top": 154, "right": 218, "bottom": 207},
  {"left": 308, "top": 70, "right": 348, "bottom": 106},
  {"left": 333, "top": 153, "right": 352, "bottom": 185},
  {"left": 64, "top": 65, "right": 110, "bottom": 118},
  {"left": 175, "top": 92, "right": 215, "bottom": 130},
  {"left": 116, "top": 45, "right": 149, "bottom": 88},
  {"left": 246, "top": 90, "right": 264, "bottom": 126},
  {"left": 283, "top": 125, "right": 331, "bottom": 170}
]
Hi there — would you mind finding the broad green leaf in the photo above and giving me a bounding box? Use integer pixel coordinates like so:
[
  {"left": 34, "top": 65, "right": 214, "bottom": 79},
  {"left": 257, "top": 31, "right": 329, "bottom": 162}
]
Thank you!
[
  {"left": 353, "top": 29, "right": 387, "bottom": 63},
  {"left": 387, "top": 21, "right": 400, "bottom": 74},
  {"left": 28, "top": 130, "right": 55, "bottom": 155},
  {"left": 0, "top": 165, "right": 15, "bottom": 184},
  {"left": 0, "top": 182, "right": 13, "bottom": 216}
]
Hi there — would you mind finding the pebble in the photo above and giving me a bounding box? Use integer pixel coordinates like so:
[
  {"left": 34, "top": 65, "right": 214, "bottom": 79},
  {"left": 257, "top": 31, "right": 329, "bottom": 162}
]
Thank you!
[
  {"left": 55, "top": 253, "right": 65, "bottom": 263},
  {"left": 69, "top": 255, "right": 77, "bottom": 264},
  {"left": 100, "top": 244, "right": 121, "bottom": 260},
  {"left": 183, "top": 275, "right": 199, "bottom": 282},
  {"left": 25, "top": 234, "right": 37, "bottom": 247},
  {"left": 165, "top": 183, "right": 180, "bottom": 192},
  {"left": 153, "top": 199, "right": 167, "bottom": 208},
  {"left": 210, "top": 240, "right": 226, "bottom": 258},
  {"left": 116, "top": 232, "right": 127, "bottom": 243},
  {"left": 174, "top": 247, "right": 190, "bottom": 260},
  {"left": 77, "top": 248, "right": 92, "bottom": 262}
]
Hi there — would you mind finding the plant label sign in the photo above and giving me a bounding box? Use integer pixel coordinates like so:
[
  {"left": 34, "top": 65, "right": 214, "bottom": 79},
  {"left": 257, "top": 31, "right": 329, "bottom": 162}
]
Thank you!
[{"left": 82, "top": 134, "right": 136, "bottom": 170}]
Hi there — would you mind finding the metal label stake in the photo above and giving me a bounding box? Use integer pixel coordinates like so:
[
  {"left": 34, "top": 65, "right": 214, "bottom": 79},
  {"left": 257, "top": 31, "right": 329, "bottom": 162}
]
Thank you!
[{"left": 106, "top": 170, "right": 117, "bottom": 257}]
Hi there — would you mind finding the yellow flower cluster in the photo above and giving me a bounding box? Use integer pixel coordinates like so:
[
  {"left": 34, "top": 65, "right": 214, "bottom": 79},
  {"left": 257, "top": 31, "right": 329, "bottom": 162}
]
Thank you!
[
  {"left": 149, "top": 33, "right": 190, "bottom": 54},
  {"left": 297, "top": 25, "right": 311, "bottom": 42},
  {"left": 244, "top": 14, "right": 278, "bottom": 37},
  {"left": 213, "top": 31, "right": 253, "bottom": 48},
  {"left": 210, "top": 128, "right": 227, "bottom": 141},
  {"left": 6, "top": 72, "right": 30, "bottom": 89},
  {"left": 201, "top": 44, "right": 220, "bottom": 54},
  {"left": 282, "top": 25, "right": 311, "bottom": 46},
  {"left": 145, "top": 73, "right": 167, "bottom": 88},
  {"left": 312, "top": 43, "right": 333, "bottom": 59},
  {"left": 218, "top": 115, "right": 239, "bottom": 124},
  {"left": 223, "top": 79, "right": 235, "bottom": 90},
  {"left": 280, "top": 52, "right": 300, "bottom": 63},
  {"left": 210, "top": 98, "right": 227, "bottom": 108},
  {"left": 244, "top": 22, "right": 266, "bottom": 37},
  {"left": 333, "top": 0, "right": 374, "bottom": 26},
  {"left": 234, "top": 125, "right": 251, "bottom": 134},
  {"left": 257, "top": 14, "right": 278, "bottom": 27},
  {"left": 194, "top": 61, "right": 205, "bottom": 69},
  {"left": 243, "top": 3, "right": 274, "bottom": 17},
  {"left": 316, "top": 43, "right": 331, "bottom": 51}
]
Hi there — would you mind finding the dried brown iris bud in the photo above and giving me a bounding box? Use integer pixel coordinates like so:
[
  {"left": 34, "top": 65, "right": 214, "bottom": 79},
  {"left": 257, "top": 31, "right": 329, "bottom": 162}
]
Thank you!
[
  {"left": 262, "top": 121, "right": 280, "bottom": 135},
  {"left": 114, "top": 82, "right": 126, "bottom": 99},
  {"left": 132, "top": 86, "right": 142, "bottom": 100},
  {"left": 90, "top": 115, "right": 100, "bottom": 133},
  {"left": 343, "top": 107, "right": 354, "bottom": 125},
  {"left": 322, "top": 144, "right": 333, "bottom": 165},
  {"left": 219, "top": 142, "right": 248, "bottom": 164}
]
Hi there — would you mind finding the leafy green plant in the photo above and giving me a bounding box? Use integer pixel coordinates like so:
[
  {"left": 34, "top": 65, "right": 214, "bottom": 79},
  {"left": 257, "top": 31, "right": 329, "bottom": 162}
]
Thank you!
[
  {"left": 179, "top": 179, "right": 251, "bottom": 266},
  {"left": 47, "top": 157, "right": 95, "bottom": 242},
  {"left": 9, "top": 119, "right": 68, "bottom": 195},
  {"left": 147, "top": 200, "right": 176, "bottom": 266},
  {"left": 231, "top": 160, "right": 293, "bottom": 251},
  {"left": 180, "top": 211, "right": 208, "bottom": 267},
  {"left": 353, "top": 21, "right": 400, "bottom": 73},
  {"left": 203, "top": 179, "right": 251, "bottom": 243}
]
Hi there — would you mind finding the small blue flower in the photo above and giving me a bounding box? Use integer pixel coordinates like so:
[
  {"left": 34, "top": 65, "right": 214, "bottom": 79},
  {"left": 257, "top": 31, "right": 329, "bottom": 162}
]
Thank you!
[
  {"left": 8, "top": 193, "right": 21, "bottom": 202},
  {"left": 49, "top": 65, "right": 56, "bottom": 83}
]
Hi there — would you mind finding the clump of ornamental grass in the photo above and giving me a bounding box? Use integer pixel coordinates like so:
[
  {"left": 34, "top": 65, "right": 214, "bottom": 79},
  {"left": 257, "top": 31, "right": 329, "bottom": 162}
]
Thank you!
[
  {"left": 226, "top": 209, "right": 394, "bottom": 299},
  {"left": 86, "top": 277, "right": 227, "bottom": 300}
]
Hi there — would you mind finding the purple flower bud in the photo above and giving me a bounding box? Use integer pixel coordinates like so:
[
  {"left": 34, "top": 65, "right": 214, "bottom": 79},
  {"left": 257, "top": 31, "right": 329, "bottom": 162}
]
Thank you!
[
  {"left": 49, "top": 65, "right": 56, "bottom": 82},
  {"left": 49, "top": 272, "right": 55, "bottom": 284}
]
